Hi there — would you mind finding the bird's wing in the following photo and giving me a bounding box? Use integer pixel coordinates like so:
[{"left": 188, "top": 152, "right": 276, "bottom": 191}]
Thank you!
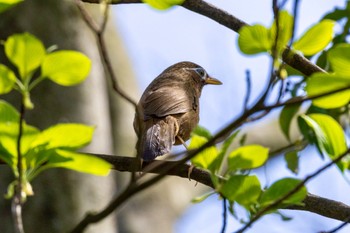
[{"left": 142, "top": 86, "right": 192, "bottom": 119}]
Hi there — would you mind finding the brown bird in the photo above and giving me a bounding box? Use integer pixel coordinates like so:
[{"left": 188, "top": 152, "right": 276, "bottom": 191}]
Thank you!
[{"left": 134, "top": 61, "right": 222, "bottom": 161}]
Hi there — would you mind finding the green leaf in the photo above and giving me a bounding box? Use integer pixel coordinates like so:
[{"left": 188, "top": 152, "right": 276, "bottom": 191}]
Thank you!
[
  {"left": 270, "top": 10, "right": 293, "bottom": 55},
  {"left": 0, "top": 101, "right": 39, "bottom": 169},
  {"left": 260, "top": 178, "right": 307, "bottom": 207},
  {"left": 42, "top": 51, "right": 91, "bottom": 86},
  {"left": 0, "top": 99, "right": 19, "bottom": 122},
  {"left": 30, "top": 123, "right": 94, "bottom": 150},
  {"left": 189, "top": 135, "right": 218, "bottom": 170},
  {"left": 323, "top": 9, "right": 348, "bottom": 21},
  {"left": 142, "top": 0, "right": 184, "bottom": 10},
  {"left": 305, "top": 73, "right": 350, "bottom": 109},
  {"left": 5, "top": 33, "right": 46, "bottom": 79},
  {"left": 238, "top": 24, "right": 271, "bottom": 55},
  {"left": 220, "top": 175, "right": 261, "bottom": 208},
  {"left": 293, "top": 20, "right": 335, "bottom": 56},
  {"left": 192, "top": 125, "right": 212, "bottom": 140},
  {"left": 284, "top": 151, "right": 299, "bottom": 174},
  {"left": 328, "top": 43, "right": 350, "bottom": 76},
  {"left": 0, "top": 64, "right": 17, "bottom": 94},
  {"left": 279, "top": 103, "right": 301, "bottom": 141},
  {"left": 0, "top": 0, "right": 23, "bottom": 14},
  {"left": 298, "top": 114, "right": 347, "bottom": 167},
  {"left": 211, "top": 130, "right": 240, "bottom": 173},
  {"left": 228, "top": 145, "right": 269, "bottom": 171},
  {"left": 40, "top": 149, "right": 111, "bottom": 176}
]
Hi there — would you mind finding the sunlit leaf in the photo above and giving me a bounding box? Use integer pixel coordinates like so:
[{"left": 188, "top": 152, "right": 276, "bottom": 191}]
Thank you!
[
  {"left": 228, "top": 145, "right": 269, "bottom": 171},
  {"left": 0, "top": 64, "right": 16, "bottom": 94},
  {"left": 4, "top": 33, "right": 46, "bottom": 79},
  {"left": 270, "top": 10, "right": 293, "bottom": 55},
  {"left": 328, "top": 43, "right": 350, "bottom": 76},
  {"left": 238, "top": 24, "right": 271, "bottom": 55},
  {"left": 0, "top": 99, "right": 19, "bottom": 122},
  {"left": 0, "top": 101, "right": 39, "bottom": 169},
  {"left": 279, "top": 103, "right": 301, "bottom": 141},
  {"left": 39, "top": 149, "right": 111, "bottom": 176},
  {"left": 0, "top": 0, "right": 23, "bottom": 14},
  {"left": 220, "top": 175, "right": 261, "bottom": 208},
  {"left": 293, "top": 20, "right": 335, "bottom": 56},
  {"left": 260, "top": 178, "right": 306, "bottom": 207},
  {"left": 42, "top": 51, "right": 91, "bottom": 86},
  {"left": 305, "top": 73, "right": 350, "bottom": 109},
  {"left": 211, "top": 131, "right": 240, "bottom": 174},
  {"left": 299, "top": 114, "right": 347, "bottom": 170},
  {"left": 189, "top": 135, "right": 218, "bottom": 170},
  {"left": 30, "top": 123, "right": 94, "bottom": 150},
  {"left": 142, "top": 0, "right": 184, "bottom": 10}
]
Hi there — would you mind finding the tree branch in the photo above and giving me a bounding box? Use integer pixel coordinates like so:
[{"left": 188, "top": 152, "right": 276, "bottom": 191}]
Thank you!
[{"left": 87, "top": 153, "right": 350, "bottom": 223}]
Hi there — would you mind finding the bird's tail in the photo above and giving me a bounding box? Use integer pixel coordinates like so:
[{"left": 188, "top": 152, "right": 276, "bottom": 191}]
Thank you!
[{"left": 139, "top": 116, "right": 177, "bottom": 161}]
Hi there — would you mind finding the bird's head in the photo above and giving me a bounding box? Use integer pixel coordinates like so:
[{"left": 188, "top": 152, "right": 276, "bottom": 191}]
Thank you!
[
  {"left": 186, "top": 66, "right": 222, "bottom": 86},
  {"left": 164, "top": 61, "right": 222, "bottom": 86}
]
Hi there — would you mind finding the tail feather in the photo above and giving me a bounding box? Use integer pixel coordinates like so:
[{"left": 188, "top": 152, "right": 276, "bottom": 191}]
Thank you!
[{"left": 141, "top": 116, "right": 177, "bottom": 161}]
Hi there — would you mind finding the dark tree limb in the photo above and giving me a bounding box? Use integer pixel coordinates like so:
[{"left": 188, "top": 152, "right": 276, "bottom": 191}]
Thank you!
[{"left": 88, "top": 153, "right": 350, "bottom": 223}]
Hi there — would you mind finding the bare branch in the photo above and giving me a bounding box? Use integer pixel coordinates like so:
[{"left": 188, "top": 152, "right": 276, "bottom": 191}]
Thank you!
[
  {"left": 243, "top": 70, "right": 251, "bottom": 112},
  {"left": 221, "top": 198, "right": 228, "bottom": 233},
  {"left": 12, "top": 101, "right": 25, "bottom": 233},
  {"left": 75, "top": 0, "right": 137, "bottom": 108}
]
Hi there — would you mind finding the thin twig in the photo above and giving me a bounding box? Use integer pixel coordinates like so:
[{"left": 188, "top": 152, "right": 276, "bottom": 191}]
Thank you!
[
  {"left": 318, "top": 217, "right": 350, "bottom": 233},
  {"left": 75, "top": 0, "right": 137, "bottom": 108},
  {"left": 221, "top": 198, "right": 228, "bottom": 233},
  {"left": 235, "top": 148, "right": 350, "bottom": 233},
  {"left": 289, "top": 0, "right": 301, "bottom": 47},
  {"left": 12, "top": 101, "right": 25, "bottom": 233},
  {"left": 263, "top": 85, "right": 350, "bottom": 111},
  {"left": 243, "top": 70, "right": 251, "bottom": 112}
]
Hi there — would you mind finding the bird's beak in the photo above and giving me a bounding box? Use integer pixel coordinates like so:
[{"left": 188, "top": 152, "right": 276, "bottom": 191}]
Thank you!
[{"left": 205, "top": 76, "right": 222, "bottom": 85}]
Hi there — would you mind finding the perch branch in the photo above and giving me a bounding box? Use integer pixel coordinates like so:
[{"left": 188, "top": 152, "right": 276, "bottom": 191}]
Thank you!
[{"left": 86, "top": 153, "right": 350, "bottom": 223}]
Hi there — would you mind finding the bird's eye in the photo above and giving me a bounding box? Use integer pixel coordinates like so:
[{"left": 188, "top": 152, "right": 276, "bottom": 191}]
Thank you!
[{"left": 194, "top": 68, "right": 206, "bottom": 79}]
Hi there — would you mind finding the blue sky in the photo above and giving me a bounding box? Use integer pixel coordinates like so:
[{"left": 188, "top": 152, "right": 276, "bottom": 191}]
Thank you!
[{"left": 113, "top": 1, "right": 349, "bottom": 232}]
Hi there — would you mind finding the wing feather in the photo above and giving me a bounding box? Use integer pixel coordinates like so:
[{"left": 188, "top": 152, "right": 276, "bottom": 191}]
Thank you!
[{"left": 141, "top": 86, "right": 192, "bottom": 119}]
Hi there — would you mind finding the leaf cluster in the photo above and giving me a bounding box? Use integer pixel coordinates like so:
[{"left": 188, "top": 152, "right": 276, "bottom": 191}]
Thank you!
[{"left": 0, "top": 33, "right": 111, "bottom": 200}]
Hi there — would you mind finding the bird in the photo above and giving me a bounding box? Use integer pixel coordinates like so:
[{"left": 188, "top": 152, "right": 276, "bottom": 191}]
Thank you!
[{"left": 133, "top": 61, "right": 222, "bottom": 161}]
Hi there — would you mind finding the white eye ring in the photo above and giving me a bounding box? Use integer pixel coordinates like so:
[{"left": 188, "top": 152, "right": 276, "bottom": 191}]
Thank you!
[
  {"left": 194, "top": 68, "right": 206, "bottom": 79},
  {"left": 184, "top": 67, "right": 207, "bottom": 80}
]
